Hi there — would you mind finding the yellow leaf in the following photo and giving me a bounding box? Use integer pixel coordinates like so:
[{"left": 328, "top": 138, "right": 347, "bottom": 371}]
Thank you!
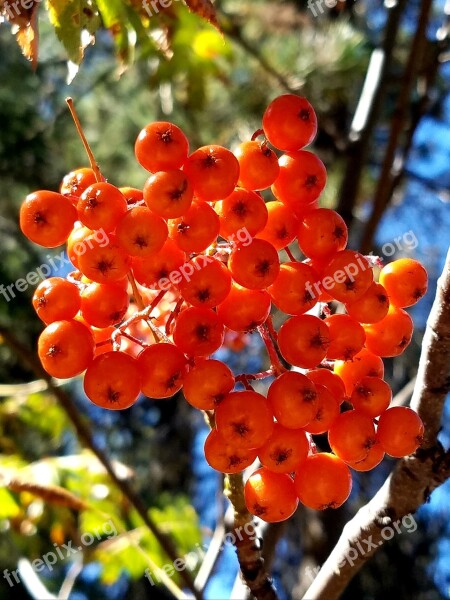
[{"left": 5, "top": 1, "right": 41, "bottom": 68}]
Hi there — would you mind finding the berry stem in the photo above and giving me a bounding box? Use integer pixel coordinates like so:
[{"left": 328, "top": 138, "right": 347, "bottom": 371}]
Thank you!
[
  {"left": 251, "top": 128, "right": 265, "bottom": 141},
  {"left": 66, "top": 97, "right": 103, "bottom": 183},
  {"left": 127, "top": 271, "right": 147, "bottom": 311},
  {"left": 284, "top": 246, "right": 298, "bottom": 262},
  {"left": 257, "top": 323, "right": 287, "bottom": 377},
  {"left": 165, "top": 297, "right": 184, "bottom": 336}
]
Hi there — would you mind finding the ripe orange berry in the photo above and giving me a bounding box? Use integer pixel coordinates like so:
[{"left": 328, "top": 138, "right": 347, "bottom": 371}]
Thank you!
[
  {"left": 215, "top": 390, "right": 274, "bottom": 450},
  {"left": 256, "top": 201, "right": 299, "bottom": 250},
  {"left": 38, "top": 319, "right": 95, "bottom": 378},
  {"left": 135, "top": 121, "right": 189, "bottom": 172},
  {"left": 84, "top": 351, "right": 141, "bottom": 410},
  {"left": 183, "top": 145, "right": 240, "bottom": 201},
  {"left": 262, "top": 95, "right": 317, "bottom": 151},
  {"left": 77, "top": 234, "right": 131, "bottom": 284},
  {"left": 215, "top": 188, "right": 268, "bottom": 239},
  {"left": 67, "top": 223, "right": 93, "bottom": 269},
  {"left": 294, "top": 453, "right": 352, "bottom": 510},
  {"left": 272, "top": 151, "right": 326, "bottom": 210},
  {"left": 60, "top": 167, "right": 98, "bottom": 200},
  {"left": 138, "top": 343, "right": 188, "bottom": 399},
  {"left": 345, "top": 281, "right": 390, "bottom": 324},
  {"left": 143, "top": 170, "right": 193, "bottom": 219},
  {"left": 322, "top": 250, "right": 373, "bottom": 303},
  {"left": 116, "top": 206, "right": 168, "bottom": 257},
  {"left": 80, "top": 282, "right": 129, "bottom": 328},
  {"left": 303, "top": 383, "right": 340, "bottom": 434},
  {"left": 216, "top": 283, "right": 271, "bottom": 331},
  {"left": 20, "top": 191, "right": 77, "bottom": 248},
  {"left": 77, "top": 183, "right": 127, "bottom": 232},
  {"left": 268, "top": 262, "right": 319, "bottom": 315},
  {"left": 258, "top": 423, "right": 309, "bottom": 473},
  {"left": 173, "top": 307, "right": 224, "bottom": 357},
  {"left": 204, "top": 429, "right": 257, "bottom": 474},
  {"left": 377, "top": 406, "right": 424, "bottom": 458},
  {"left": 324, "top": 314, "right": 366, "bottom": 361},
  {"left": 32, "top": 278, "right": 81, "bottom": 324},
  {"left": 328, "top": 410, "right": 377, "bottom": 463},
  {"left": 228, "top": 238, "right": 280, "bottom": 290},
  {"left": 306, "top": 368, "right": 346, "bottom": 404},
  {"left": 297, "top": 208, "right": 348, "bottom": 260},
  {"left": 350, "top": 376, "right": 392, "bottom": 418},
  {"left": 363, "top": 305, "right": 413, "bottom": 357},
  {"left": 183, "top": 359, "right": 235, "bottom": 410},
  {"left": 245, "top": 468, "right": 298, "bottom": 523},
  {"left": 278, "top": 314, "right": 330, "bottom": 369},
  {"left": 267, "top": 371, "right": 318, "bottom": 429},
  {"left": 177, "top": 256, "right": 231, "bottom": 308},
  {"left": 346, "top": 444, "right": 385, "bottom": 472},
  {"left": 234, "top": 140, "right": 280, "bottom": 191},
  {"left": 168, "top": 201, "right": 220, "bottom": 253},
  {"left": 119, "top": 187, "right": 144, "bottom": 204},
  {"left": 131, "top": 239, "right": 186, "bottom": 289},
  {"left": 334, "top": 348, "right": 384, "bottom": 396},
  {"left": 379, "top": 258, "right": 428, "bottom": 308}
]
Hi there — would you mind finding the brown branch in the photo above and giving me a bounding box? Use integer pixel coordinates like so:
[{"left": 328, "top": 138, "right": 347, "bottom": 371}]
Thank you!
[
  {"left": 360, "top": 0, "right": 434, "bottom": 253},
  {"left": 225, "top": 473, "right": 280, "bottom": 600},
  {"left": 336, "top": 0, "right": 407, "bottom": 226},
  {"left": 301, "top": 247, "right": 450, "bottom": 600},
  {"left": 0, "top": 325, "right": 202, "bottom": 600}
]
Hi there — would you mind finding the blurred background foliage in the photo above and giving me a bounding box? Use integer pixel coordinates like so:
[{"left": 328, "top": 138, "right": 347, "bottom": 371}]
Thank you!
[{"left": 0, "top": 1, "right": 449, "bottom": 599}]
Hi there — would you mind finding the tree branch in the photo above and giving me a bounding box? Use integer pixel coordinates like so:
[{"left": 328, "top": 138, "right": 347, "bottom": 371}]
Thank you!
[
  {"left": 302, "top": 247, "right": 450, "bottom": 600},
  {"left": 0, "top": 324, "right": 202, "bottom": 600},
  {"left": 360, "top": 0, "right": 434, "bottom": 253},
  {"left": 225, "top": 473, "right": 280, "bottom": 600},
  {"left": 336, "top": 0, "right": 407, "bottom": 226}
]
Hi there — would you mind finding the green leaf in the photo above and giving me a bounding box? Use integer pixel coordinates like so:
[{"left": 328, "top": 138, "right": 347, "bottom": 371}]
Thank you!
[
  {"left": 46, "top": 0, "right": 84, "bottom": 64},
  {"left": 94, "top": 0, "right": 127, "bottom": 28},
  {"left": 0, "top": 488, "right": 20, "bottom": 518}
]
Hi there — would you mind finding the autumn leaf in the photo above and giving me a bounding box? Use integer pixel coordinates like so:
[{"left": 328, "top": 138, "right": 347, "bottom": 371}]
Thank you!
[
  {"left": 184, "top": 0, "right": 221, "bottom": 32},
  {"left": 1, "top": 0, "right": 41, "bottom": 68}
]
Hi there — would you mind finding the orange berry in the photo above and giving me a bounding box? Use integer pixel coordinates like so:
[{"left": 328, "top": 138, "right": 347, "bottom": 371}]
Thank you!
[
  {"left": 334, "top": 348, "right": 384, "bottom": 396},
  {"left": 131, "top": 239, "right": 186, "bottom": 289},
  {"left": 80, "top": 282, "right": 129, "bottom": 328},
  {"left": 303, "top": 383, "right": 340, "bottom": 434},
  {"left": 321, "top": 250, "right": 373, "bottom": 303},
  {"left": 183, "top": 359, "right": 235, "bottom": 410},
  {"left": 77, "top": 233, "right": 131, "bottom": 284},
  {"left": 262, "top": 95, "right": 317, "bottom": 151},
  {"left": 32, "top": 278, "right": 81, "bottom": 324},
  {"left": 116, "top": 206, "right": 168, "bottom": 257},
  {"left": 256, "top": 201, "right": 299, "bottom": 250},
  {"left": 216, "top": 283, "right": 271, "bottom": 332},
  {"left": 168, "top": 200, "right": 220, "bottom": 253},
  {"left": 60, "top": 167, "right": 97, "bottom": 200},
  {"left": 215, "top": 390, "right": 274, "bottom": 450},
  {"left": 204, "top": 429, "right": 257, "bottom": 474},
  {"left": 363, "top": 305, "right": 413, "bottom": 357},
  {"left": 379, "top": 258, "right": 428, "bottom": 308},
  {"left": 294, "top": 453, "right": 352, "bottom": 510},
  {"left": 215, "top": 188, "right": 268, "bottom": 239},
  {"left": 346, "top": 444, "right": 385, "bottom": 472},
  {"left": 138, "top": 343, "right": 187, "bottom": 399},
  {"left": 345, "top": 281, "right": 390, "bottom": 324},
  {"left": 245, "top": 467, "right": 298, "bottom": 522},
  {"left": 183, "top": 145, "right": 240, "bottom": 201},
  {"left": 77, "top": 183, "right": 127, "bottom": 232},
  {"left": 267, "top": 371, "right": 318, "bottom": 429},
  {"left": 297, "top": 208, "right": 348, "bottom": 260},
  {"left": 177, "top": 256, "right": 232, "bottom": 308},
  {"left": 84, "top": 351, "right": 141, "bottom": 410},
  {"left": 234, "top": 140, "right": 280, "bottom": 191},
  {"left": 272, "top": 151, "right": 326, "bottom": 211},
  {"left": 135, "top": 121, "right": 189, "bottom": 172},
  {"left": 306, "top": 368, "right": 346, "bottom": 404},
  {"left": 324, "top": 314, "right": 366, "bottom": 361},
  {"left": 143, "top": 169, "right": 193, "bottom": 219},
  {"left": 278, "top": 314, "right": 330, "bottom": 369},
  {"left": 228, "top": 238, "right": 280, "bottom": 290},
  {"left": 20, "top": 191, "right": 77, "bottom": 248},
  {"left": 38, "top": 319, "right": 95, "bottom": 378},
  {"left": 350, "top": 376, "right": 392, "bottom": 417},
  {"left": 268, "top": 261, "right": 319, "bottom": 315},
  {"left": 258, "top": 423, "right": 309, "bottom": 473},
  {"left": 328, "top": 410, "right": 377, "bottom": 462},
  {"left": 173, "top": 307, "right": 224, "bottom": 357},
  {"left": 377, "top": 406, "right": 424, "bottom": 458}
]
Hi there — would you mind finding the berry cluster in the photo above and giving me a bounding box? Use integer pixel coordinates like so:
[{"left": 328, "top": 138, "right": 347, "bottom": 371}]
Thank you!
[{"left": 19, "top": 95, "right": 428, "bottom": 522}]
